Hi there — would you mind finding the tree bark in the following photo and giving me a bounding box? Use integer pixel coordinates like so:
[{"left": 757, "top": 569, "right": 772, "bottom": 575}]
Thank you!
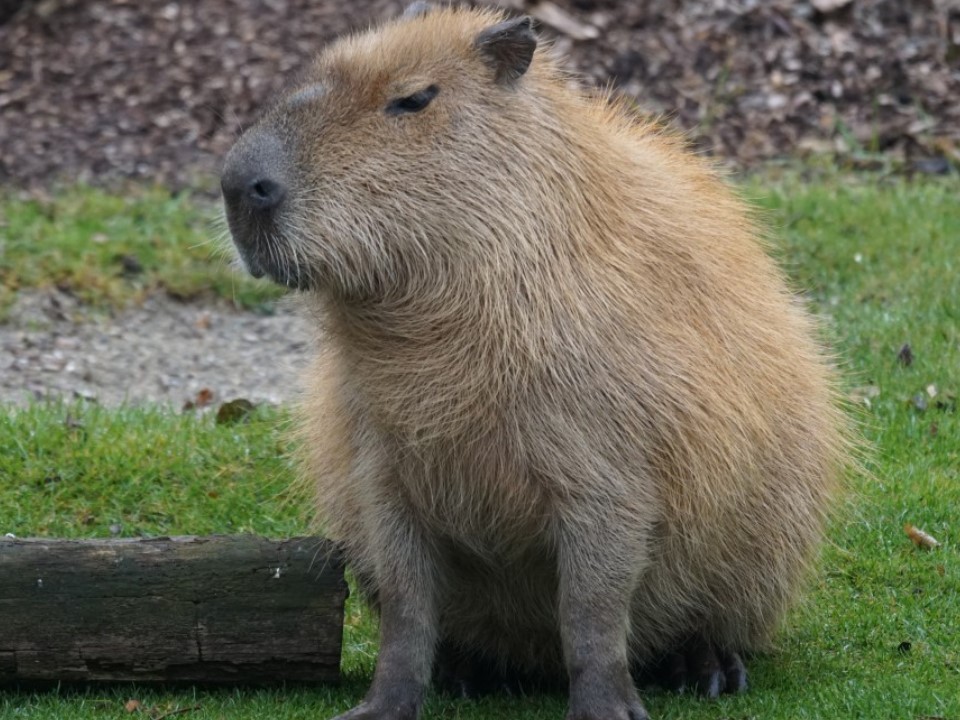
[{"left": 0, "top": 535, "right": 347, "bottom": 686}]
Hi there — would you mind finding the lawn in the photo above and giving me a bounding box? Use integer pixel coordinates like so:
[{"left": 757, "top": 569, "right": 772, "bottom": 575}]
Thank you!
[
  {"left": 0, "top": 186, "right": 283, "bottom": 318},
  {"left": 0, "top": 173, "right": 957, "bottom": 719}
]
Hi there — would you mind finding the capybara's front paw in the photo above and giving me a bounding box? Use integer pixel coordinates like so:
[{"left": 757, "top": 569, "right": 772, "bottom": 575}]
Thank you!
[
  {"left": 567, "top": 679, "right": 650, "bottom": 720},
  {"left": 566, "top": 697, "right": 650, "bottom": 720},
  {"left": 330, "top": 698, "right": 419, "bottom": 720}
]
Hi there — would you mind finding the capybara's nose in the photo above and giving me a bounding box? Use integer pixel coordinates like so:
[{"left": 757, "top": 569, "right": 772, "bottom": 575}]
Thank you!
[
  {"left": 221, "top": 132, "right": 289, "bottom": 216},
  {"left": 225, "top": 175, "right": 286, "bottom": 213}
]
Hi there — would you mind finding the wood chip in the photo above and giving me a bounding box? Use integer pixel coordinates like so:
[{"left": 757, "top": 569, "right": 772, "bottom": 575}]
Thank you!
[{"left": 0, "top": 0, "right": 957, "bottom": 185}]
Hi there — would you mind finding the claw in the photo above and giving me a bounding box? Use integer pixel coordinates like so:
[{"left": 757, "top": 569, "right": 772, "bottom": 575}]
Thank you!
[
  {"left": 687, "top": 639, "right": 725, "bottom": 699},
  {"left": 660, "top": 651, "right": 688, "bottom": 694},
  {"left": 720, "top": 649, "right": 748, "bottom": 694}
]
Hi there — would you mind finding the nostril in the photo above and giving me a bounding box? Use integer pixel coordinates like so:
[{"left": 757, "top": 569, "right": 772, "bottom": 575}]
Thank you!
[
  {"left": 246, "top": 177, "right": 285, "bottom": 211},
  {"left": 221, "top": 132, "right": 289, "bottom": 215},
  {"left": 251, "top": 180, "right": 270, "bottom": 201}
]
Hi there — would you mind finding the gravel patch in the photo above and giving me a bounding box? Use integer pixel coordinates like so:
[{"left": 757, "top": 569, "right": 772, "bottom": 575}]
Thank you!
[{"left": 0, "top": 290, "right": 313, "bottom": 407}]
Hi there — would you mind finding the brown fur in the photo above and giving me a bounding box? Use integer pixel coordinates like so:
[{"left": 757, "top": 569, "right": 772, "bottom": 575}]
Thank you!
[{"left": 223, "top": 5, "right": 849, "bottom": 718}]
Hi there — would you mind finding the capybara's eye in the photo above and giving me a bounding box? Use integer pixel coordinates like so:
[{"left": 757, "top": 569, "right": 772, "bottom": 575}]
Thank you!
[{"left": 386, "top": 85, "right": 440, "bottom": 116}]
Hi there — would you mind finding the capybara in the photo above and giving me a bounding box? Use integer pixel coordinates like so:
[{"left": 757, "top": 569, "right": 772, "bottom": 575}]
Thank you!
[{"left": 221, "top": 5, "right": 848, "bottom": 719}]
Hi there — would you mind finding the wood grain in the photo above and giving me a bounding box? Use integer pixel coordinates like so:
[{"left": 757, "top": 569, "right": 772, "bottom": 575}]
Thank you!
[{"left": 0, "top": 535, "right": 346, "bottom": 685}]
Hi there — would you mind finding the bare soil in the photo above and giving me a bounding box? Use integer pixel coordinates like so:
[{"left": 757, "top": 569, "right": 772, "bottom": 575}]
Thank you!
[{"left": 1, "top": 0, "right": 958, "bottom": 189}]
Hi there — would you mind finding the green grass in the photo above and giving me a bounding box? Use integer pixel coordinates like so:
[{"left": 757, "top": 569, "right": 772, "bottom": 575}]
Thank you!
[
  {"left": 1, "top": 173, "right": 958, "bottom": 718},
  {"left": 0, "top": 404, "right": 303, "bottom": 539},
  {"left": 0, "top": 186, "right": 283, "bottom": 316}
]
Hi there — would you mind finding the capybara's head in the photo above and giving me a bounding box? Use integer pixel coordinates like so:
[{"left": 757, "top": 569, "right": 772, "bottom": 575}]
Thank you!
[{"left": 221, "top": 5, "right": 542, "bottom": 298}]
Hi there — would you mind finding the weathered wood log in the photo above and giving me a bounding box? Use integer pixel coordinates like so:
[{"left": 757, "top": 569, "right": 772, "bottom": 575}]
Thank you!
[{"left": 0, "top": 535, "right": 347, "bottom": 685}]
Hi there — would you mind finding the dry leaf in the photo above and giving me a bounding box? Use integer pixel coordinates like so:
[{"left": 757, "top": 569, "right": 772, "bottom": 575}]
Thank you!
[
  {"left": 183, "top": 387, "right": 215, "bottom": 411},
  {"left": 904, "top": 523, "right": 940, "bottom": 550},
  {"left": 215, "top": 398, "right": 256, "bottom": 425},
  {"left": 124, "top": 698, "right": 141, "bottom": 713}
]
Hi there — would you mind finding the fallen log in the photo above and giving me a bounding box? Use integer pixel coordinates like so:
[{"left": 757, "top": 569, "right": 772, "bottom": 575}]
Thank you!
[{"left": 0, "top": 535, "right": 346, "bottom": 685}]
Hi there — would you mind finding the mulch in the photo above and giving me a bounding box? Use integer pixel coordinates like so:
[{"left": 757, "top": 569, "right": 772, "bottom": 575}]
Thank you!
[{"left": 1, "top": 0, "right": 958, "bottom": 189}]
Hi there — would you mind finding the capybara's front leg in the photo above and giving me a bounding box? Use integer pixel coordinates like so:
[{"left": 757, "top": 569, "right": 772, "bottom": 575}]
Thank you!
[
  {"left": 332, "top": 511, "right": 439, "bottom": 720},
  {"left": 556, "top": 504, "right": 650, "bottom": 720}
]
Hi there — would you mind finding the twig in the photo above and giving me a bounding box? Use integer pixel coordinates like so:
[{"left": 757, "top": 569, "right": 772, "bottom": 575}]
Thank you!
[{"left": 153, "top": 705, "right": 201, "bottom": 720}]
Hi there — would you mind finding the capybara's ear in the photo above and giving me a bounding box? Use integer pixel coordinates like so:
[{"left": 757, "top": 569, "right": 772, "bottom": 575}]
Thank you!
[
  {"left": 402, "top": 1, "right": 433, "bottom": 19},
  {"left": 474, "top": 16, "right": 537, "bottom": 85}
]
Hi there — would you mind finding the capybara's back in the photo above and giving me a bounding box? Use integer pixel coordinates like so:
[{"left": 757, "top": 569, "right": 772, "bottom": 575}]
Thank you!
[{"left": 221, "top": 4, "right": 849, "bottom": 718}]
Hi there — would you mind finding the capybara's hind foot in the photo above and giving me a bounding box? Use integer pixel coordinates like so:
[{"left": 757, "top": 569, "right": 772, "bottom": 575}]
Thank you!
[
  {"left": 432, "top": 641, "right": 516, "bottom": 698},
  {"left": 639, "top": 635, "right": 748, "bottom": 699},
  {"left": 432, "top": 641, "right": 560, "bottom": 698}
]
